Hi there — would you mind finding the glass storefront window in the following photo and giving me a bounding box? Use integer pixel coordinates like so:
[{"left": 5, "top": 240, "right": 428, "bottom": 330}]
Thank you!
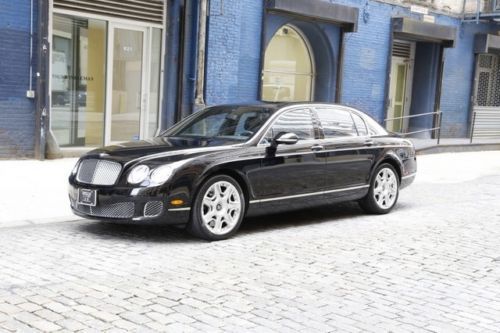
[
  {"left": 51, "top": 14, "right": 106, "bottom": 147},
  {"left": 262, "top": 25, "right": 314, "bottom": 102}
]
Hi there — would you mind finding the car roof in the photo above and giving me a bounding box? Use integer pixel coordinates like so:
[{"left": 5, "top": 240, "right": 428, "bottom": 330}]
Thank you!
[{"left": 210, "top": 102, "right": 360, "bottom": 114}]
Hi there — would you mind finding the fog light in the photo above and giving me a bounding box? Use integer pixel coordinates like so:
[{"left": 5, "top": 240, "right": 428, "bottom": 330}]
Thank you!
[{"left": 170, "top": 199, "right": 184, "bottom": 206}]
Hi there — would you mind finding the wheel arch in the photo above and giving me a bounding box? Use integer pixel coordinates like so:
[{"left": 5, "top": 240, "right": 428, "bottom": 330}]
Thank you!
[
  {"left": 194, "top": 167, "right": 252, "bottom": 210},
  {"left": 372, "top": 152, "right": 403, "bottom": 183}
]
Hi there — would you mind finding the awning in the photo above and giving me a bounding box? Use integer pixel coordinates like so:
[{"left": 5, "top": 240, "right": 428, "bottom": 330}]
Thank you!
[
  {"left": 474, "top": 34, "right": 500, "bottom": 54},
  {"left": 266, "top": 0, "right": 359, "bottom": 32},
  {"left": 392, "top": 17, "right": 457, "bottom": 48}
]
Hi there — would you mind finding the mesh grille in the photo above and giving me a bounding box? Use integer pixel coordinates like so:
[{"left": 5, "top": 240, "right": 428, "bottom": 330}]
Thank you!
[
  {"left": 76, "top": 159, "right": 122, "bottom": 186},
  {"left": 475, "top": 54, "right": 500, "bottom": 107},
  {"left": 76, "top": 202, "right": 135, "bottom": 219},
  {"left": 53, "top": 0, "right": 165, "bottom": 25},
  {"left": 144, "top": 201, "right": 163, "bottom": 217}
]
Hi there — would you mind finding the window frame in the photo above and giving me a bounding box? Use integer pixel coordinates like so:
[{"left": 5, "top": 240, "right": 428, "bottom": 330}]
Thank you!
[{"left": 261, "top": 24, "right": 316, "bottom": 103}]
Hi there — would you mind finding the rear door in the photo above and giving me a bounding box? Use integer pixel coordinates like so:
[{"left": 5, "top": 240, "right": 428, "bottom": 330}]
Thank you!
[{"left": 313, "top": 107, "right": 374, "bottom": 190}]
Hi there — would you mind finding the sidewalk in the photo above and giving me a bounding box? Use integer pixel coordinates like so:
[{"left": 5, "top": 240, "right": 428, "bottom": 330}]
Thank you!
[
  {"left": 1, "top": 150, "right": 499, "bottom": 229},
  {"left": 0, "top": 158, "right": 82, "bottom": 228}
]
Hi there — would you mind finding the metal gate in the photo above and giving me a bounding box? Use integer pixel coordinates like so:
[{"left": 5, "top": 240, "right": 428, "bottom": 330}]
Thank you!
[
  {"left": 471, "top": 54, "right": 500, "bottom": 141},
  {"left": 53, "top": 0, "right": 165, "bottom": 25}
]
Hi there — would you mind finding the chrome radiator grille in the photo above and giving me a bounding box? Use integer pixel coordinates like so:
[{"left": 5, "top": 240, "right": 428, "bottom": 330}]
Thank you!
[{"left": 76, "top": 159, "right": 122, "bottom": 185}]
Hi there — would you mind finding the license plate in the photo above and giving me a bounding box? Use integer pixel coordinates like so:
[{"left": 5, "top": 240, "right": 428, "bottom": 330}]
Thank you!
[{"left": 78, "top": 188, "right": 97, "bottom": 206}]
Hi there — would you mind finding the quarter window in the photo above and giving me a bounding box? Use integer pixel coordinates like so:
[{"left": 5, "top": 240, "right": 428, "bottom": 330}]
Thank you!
[
  {"left": 351, "top": 113, "right": 368, "bottom": 136},
  {"left": 264, "top": 109, "right": 315, "bottom": 142},
  {"left": 316, "top": 108, "right": 357, "bottom": 138}
]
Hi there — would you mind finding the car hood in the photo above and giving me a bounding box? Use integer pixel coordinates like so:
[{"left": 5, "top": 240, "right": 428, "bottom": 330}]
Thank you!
[{"left": 86, "top": 136, "right": 240, "bottom": 165}]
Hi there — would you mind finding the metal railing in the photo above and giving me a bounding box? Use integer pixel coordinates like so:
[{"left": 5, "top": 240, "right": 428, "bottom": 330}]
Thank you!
[
  {"left": 464, "top": 0, "right": 500, "bottom": 21},
  {"left": 470, "top": 108, "right": 500, "bottom": 143},
  {"left": 384, "top": 111, "right": 443, "bottom": 144}
]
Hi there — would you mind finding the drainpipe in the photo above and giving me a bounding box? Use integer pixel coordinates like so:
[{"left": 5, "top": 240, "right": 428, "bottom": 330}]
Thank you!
[
  {"left": 163, "top": 0, "right": 182, "bottom": 129},
  {"left": 34, "top": 0, "right": 50, "bottom": 160},
  {"left": 194, "top": 0, "right": 208, "bottom": 110}
]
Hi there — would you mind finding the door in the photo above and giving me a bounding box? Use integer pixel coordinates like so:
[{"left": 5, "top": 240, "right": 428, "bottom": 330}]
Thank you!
[
  {"left": 250, "top": 108, "right": 326, "bottom": 199},
  {"left": 387, "top": 41, "right": 415, "bottom": 133},
  {"left": 106, "top": 24, "right": 148, "bottom": 144},
  {"left": 314, "top": 107, "right": 373, "bottom": 191}
]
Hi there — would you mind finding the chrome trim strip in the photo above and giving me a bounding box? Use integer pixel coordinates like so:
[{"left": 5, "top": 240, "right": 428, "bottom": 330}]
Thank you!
[
  {"left": 168, "top": 207, "right": 191, "bottom": 212},
  {"left": 274, "top": 144, "right": 410, "bottom": 157},
  {"left": 402, "top": 173, "right": 417, "bottom": 180},
  {"left": 249, "top": 184, "right": 369, "bottom": 204}
]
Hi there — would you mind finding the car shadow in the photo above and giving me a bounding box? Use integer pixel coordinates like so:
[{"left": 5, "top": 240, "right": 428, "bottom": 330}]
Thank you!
[
  {"left": 239, "top": 201, "right": 363, "bottom": 235},
  {"left": 77, "top": 222, "right": 197, "bottom": 243},
  {"left": 77, "top": 201, "right": 414, "bottom": 242}
]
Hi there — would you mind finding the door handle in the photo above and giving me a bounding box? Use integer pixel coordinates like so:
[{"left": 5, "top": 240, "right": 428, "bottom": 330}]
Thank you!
[
  {"left": 364, "top": 139, "right": 374, "bottom": 146},
  {"left": 311, "top": 145, "right": 324, "bottom": 151}
]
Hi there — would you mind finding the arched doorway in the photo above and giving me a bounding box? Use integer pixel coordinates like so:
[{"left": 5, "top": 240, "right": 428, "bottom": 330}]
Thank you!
[{"left": 261, "top": 25, "right": 314, "bottom": 102}]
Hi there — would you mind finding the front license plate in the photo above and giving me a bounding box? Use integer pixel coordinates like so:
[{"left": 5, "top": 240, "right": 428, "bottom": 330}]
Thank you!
[{"left": 78, "top": 188, "right": 97, "bottom": 207}]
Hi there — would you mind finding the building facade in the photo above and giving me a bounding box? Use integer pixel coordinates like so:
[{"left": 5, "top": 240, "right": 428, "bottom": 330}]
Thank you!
[{"left": 0, "top": 0, "right": 499, "bottom": 159}]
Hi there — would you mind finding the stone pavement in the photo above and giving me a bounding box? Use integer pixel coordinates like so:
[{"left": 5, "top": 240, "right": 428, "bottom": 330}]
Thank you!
[{"left": 0, "top": 152, "right": 499, "bottom": 332}]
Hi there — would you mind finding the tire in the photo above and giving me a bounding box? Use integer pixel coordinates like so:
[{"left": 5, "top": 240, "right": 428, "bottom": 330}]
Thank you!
[
  {"left": 187, "top": 175, "right": 246, "bottom": 241},
  {"left": 359, "top": 163, "right": 400, "bottom": 214}
]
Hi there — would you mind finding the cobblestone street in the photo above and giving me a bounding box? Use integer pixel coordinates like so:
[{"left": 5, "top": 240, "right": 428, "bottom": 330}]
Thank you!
[{"left": 0, "top": 153, "right": 500, "bottom": 332}]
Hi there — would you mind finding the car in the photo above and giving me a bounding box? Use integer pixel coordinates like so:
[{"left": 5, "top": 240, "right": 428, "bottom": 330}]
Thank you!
[{"left": 68, "top": 103, "right": 417, "bottom": 240}]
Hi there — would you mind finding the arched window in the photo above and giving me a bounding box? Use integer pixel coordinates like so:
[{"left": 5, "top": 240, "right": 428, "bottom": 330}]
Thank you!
[{"left": 262, "top": 25, "right": 314, "bottom": 102}]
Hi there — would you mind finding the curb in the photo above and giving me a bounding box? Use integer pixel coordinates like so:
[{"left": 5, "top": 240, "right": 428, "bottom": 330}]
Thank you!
[
  {"left": 416, "top": 143, "right": 500, "bottom": 155},
  {"left": 0, "top": 216, "right": 85, "bottom": 229}
]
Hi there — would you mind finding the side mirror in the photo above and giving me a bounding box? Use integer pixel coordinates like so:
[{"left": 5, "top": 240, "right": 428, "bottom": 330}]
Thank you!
[{"left": 273, "top": 132, "right": 299, "bottom": 146}]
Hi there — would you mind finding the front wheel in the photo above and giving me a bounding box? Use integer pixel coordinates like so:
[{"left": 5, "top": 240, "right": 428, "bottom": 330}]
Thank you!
[
  {"left": 187, "top": 175, "right": 245, "bottom": 241},
  {"left": 359, "top": 163, "right": 399, "bottom": 214}
]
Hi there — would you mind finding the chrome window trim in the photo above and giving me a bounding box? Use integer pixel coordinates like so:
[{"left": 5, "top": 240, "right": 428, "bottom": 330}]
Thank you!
[{"left": 249, "top": 184, "right": 369, "bottom": 204}]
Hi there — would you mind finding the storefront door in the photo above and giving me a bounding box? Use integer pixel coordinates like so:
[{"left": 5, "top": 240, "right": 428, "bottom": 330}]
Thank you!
[
  {"left": 106, "top": 24, "right": 148, "bottom": 144},
  {"left": 51, "top": 12, "right": 163, "bottom": 149},
  {"left": 387, "top": 41, "right": 415, "bottom": 133}
]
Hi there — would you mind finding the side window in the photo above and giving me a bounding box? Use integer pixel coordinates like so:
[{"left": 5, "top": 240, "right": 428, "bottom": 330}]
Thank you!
[
  {"left": 351, "top": 113, "right": 368, "bottom": 136},
  {"left": 316, "top": 108, "right": 357, "bottom": 138},
  {"left": 264, "top": 109, "right": 315, "bottom": 142}
]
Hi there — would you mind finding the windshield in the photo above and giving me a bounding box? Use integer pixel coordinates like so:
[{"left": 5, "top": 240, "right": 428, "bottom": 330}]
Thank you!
[{"left": 163, "top": 106, "right": 274, "bottom": 141}]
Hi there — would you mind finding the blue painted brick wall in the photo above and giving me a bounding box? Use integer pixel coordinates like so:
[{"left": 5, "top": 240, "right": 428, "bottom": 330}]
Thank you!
[
  {"left": 205, "top": 0, "right": 264, "bottom": 105},
  {"left": 440, "top": 21, "right": 497, "bottom": 137},
  {"left": 203, "top": 0, "right": 491, "bottom": 138},
  {"left": 0, "top": 0, "right": 38, "bottom": 158}
]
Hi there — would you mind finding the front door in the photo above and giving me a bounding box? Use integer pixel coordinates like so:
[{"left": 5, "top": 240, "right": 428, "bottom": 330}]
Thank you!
[
  {"left": 387, "top": 41, "right": 415, "bottom": 133},
  {"left": 106, "top": 24, "right": 148, "bottom": 144},
  {"left": 250, "top": 108, "right": 326, "bottom": 199}
]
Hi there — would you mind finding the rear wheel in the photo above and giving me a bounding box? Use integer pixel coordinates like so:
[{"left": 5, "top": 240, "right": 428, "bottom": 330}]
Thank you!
[
  {"left": 187, "top": 175, "right": 245, "bottom": 241},
  {"left": 359, "top": 163, "right": 399, "bottom": 214}
]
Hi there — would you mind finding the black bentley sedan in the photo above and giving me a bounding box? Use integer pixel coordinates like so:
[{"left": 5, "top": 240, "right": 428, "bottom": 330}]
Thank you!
[{"left": 69, "top": 103, "right": 416, "bottom": 240}]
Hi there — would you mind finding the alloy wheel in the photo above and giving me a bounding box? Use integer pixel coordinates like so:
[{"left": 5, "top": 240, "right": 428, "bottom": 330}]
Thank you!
[
  {"left": 201, "top": 181, "right": 242, "bottom": 235},
  {"left": 373, "top": 167, "right": 398, "bottom": 209}
]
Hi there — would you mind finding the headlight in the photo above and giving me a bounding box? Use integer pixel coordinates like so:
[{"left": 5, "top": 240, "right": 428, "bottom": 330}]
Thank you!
[
  {"left": 128, "top": 165, "right": 150, "bottom": 184},
  {"left": 150, "top": 165, "right": 174, "bottom": 185},
  {"left": 71, "top": 160, "right": 80, "bottom": 175}
]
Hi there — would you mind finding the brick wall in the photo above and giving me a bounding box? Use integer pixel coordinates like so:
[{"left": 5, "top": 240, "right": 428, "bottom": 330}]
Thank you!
[
  {"left": 205, "top": 0, "right": 264, "bottom": 105},
  {"left": 202, "top": 0, "right": 489, "bottom": 138},
  {"left": 0, "top": 0, "right": 38, "bottom": 158}
]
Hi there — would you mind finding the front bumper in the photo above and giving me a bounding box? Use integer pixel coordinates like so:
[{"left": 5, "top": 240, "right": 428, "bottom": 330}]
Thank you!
[{"left": 68, "top": 184, "right": 190, "bottom": 225}]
